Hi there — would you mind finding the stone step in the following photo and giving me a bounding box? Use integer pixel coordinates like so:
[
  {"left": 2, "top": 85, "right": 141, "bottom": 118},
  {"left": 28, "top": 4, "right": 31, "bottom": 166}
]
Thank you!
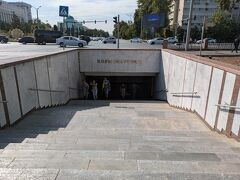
[
  {"left": 0, "top": 168, "right": 239, "bottom": 180},
  {"left": 56, "top": 169, "right": 240, "bottom": 180},
  {"left": 0, "top": 168, "right": 58, "bottom": 180},
  {"left": 4, "top": 158, "right": 240, "bottom": 174}
]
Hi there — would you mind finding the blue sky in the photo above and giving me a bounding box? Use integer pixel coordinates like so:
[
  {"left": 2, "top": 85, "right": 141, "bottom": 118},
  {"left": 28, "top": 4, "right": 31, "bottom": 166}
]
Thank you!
[{"left": 7, "top": 0, "right": 137, "bottom": 33}]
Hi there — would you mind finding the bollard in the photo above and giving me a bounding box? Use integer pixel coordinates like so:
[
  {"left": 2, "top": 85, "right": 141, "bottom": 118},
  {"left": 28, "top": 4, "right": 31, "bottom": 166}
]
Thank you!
[{"left": 162, "top": 40, "right": 168, "bottom": 49}]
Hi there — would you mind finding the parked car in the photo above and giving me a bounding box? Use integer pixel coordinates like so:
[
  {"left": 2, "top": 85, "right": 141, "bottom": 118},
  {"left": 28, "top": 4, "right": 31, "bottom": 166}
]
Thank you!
[
  {"left": 196, "top": 38, "right": 217, "bottom": 44},
  {"left": 147, "top": 37, "right": 164, "bottom": 45},
  {"left": 18, "top": 36, "right": 35, "bottom": 44},
  {"left": 56, "top": 36, "right": 87, "bottom": 47},
  {"left": 102, "top": 37, "right": 116, "bottom": 44},
  {"left": 167, "top": 37, "right": 178, "bottom": 44},
  {"left": 79, "top": 35, "right": 91, "bottom": 44},
  {"left": 0, "top": 35, "right": 8, "bottom": 43},
  {"left": 130, "top": 38, "right": 142, "bottom": 43}
]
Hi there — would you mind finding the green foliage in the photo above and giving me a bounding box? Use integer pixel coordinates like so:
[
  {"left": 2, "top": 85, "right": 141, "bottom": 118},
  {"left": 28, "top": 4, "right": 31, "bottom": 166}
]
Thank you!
[
  {"left": 190, "top": 26, "right": 201, "bottom": 41},
  {"left": 215, "top": 0, "right": 240, "bottom": 10},
  {"left": 113, "top": 0, "right": 173, "bottom": 39},
  {"left": 163, "top": 26, "right": 173, "bottom": 38},
  {"left": 79, "top": 28, "right": 109, "bottom": 37},
  {"left": 208, "top": 9, "right": 240, "bottom": 42},
  {"left": 12, "top": 13, "right": 21, "bottom": 29}
]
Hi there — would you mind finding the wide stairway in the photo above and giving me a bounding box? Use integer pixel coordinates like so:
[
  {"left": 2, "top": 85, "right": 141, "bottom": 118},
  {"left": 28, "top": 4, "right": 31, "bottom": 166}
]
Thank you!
[{"left": 0, "top": 101, "right": 239, "bottom": 179}]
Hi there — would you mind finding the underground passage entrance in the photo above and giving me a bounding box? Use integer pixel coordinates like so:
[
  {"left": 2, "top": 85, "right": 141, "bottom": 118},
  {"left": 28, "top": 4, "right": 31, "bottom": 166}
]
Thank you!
[{"left": 85, "top": 76, "right": 154, "bottom": 100}]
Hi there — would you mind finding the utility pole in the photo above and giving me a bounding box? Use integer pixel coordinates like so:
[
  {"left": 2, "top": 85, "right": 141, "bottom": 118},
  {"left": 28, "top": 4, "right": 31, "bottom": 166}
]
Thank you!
[
  {"left": 185, "top": 0, "right": 194, "bottom": 51},
  {"left": 117, "top": 14, "right": 120, "bottom": 49},
  {"left": 200, "top": 17, "right": 206, "bottom": 56},
  {"left": 32, "top": 6, "right": 42, "bottom": 28}
]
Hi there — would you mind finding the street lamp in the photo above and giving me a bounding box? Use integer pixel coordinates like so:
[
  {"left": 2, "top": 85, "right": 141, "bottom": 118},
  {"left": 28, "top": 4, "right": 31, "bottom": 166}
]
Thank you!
[{"left": 32, "top": 6, "right": 42, "bottom": 27}]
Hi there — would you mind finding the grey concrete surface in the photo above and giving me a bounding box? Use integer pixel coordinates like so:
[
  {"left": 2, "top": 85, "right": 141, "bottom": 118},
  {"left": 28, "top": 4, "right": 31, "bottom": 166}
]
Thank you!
[
  {"left": 0, "top": 100, "right": 239, "bottom": 179},
  {"left": 0, "top": 40, "right": 161, "bottom": 66}
]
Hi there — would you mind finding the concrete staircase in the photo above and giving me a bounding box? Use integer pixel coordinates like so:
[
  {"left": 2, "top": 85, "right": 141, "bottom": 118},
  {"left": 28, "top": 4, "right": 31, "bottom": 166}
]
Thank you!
[{"left": 0, "top": 100, "right": 239, "bottom": 179}]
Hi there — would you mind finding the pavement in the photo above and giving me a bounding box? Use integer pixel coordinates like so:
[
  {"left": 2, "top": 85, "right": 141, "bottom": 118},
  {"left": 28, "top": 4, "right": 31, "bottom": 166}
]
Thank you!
[{"left": 0, "top": 100, "right": 239, "bottom": 179}]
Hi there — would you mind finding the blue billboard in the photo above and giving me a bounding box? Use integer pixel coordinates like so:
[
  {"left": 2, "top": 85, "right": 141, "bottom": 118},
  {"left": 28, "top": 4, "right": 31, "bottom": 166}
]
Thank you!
[
  {"left": 143, "top": 13, "right": 166, "bottom": 28},
  {"left": 59, "top": 6, "right": 69, "bottom": 17}
]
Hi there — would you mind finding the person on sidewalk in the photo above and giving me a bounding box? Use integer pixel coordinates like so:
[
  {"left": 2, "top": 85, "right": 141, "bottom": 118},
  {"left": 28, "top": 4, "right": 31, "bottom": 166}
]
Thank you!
[
  {"left": 232, "top": 37, "right": 240, "bottom": 53},
  {"left": 90, "top": 80, "right": 98, "bottom": 100},
  {"left": 102, "top": 78, "right": 111, "bottom": 99}
]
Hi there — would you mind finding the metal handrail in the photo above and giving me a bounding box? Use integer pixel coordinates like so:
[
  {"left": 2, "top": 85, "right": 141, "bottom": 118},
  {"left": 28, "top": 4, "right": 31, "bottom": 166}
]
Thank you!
[
  {"left": 154, "top": 89, "right": 168, "bottom": 94},
  {"left": 171, "top": 92, "right": 198, "bottom": 95},
  {"left": 0, "top": 101, "right": 8, "bottom": 104},
  {"left": 29, "top": 88, "right": 64, "bottom": 93},
  {"left": 69, "top": 87, "right": 80, "bottom": 90},
  {"left": 216, "top": 104, "right": 240, "bottom": 110}
]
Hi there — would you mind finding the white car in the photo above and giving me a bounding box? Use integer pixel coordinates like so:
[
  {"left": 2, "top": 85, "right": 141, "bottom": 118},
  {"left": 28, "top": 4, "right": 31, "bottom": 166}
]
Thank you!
[
  {"left": 167, "top": 37, "right": 178, "bottom": 44},
  {"left": 102, "top": 37, "right": 116, "bottom": 44},
  {"left": 196, "top": 38, "right": 216, "bottom": 44},
  {"left": 56, "top": 36, "right": 87, "bottom": 47},
  {"left": 130, "top": 38, "right": 142, "bottom": 43},
  {"left": 147, "top": 37, "right": 164, "bottom": 45}
]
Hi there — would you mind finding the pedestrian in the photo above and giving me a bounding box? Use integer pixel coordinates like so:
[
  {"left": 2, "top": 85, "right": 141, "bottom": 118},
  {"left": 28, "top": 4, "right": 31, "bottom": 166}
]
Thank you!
[
  {"left": 120, "top": 84, "right": 126, "bottom": 100},
  {"left": 90, "top": 80, "right": 98, "bottom": 100},
  {"left": 131, "top": 83, "right": 139, "bottom": 99},
  {"left": 102, "top": 78, "right": 111, "bottom": 99},
  {"left": 232, "top": 37, "right": 240, "bottom": 53},
  {"left": 82, "top": 80, "right": 89, "bottom": 100}
]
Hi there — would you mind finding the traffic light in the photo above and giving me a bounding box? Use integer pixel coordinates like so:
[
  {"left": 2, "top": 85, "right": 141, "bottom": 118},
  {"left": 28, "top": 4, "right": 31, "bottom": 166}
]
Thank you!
[{"left": 113, "top": 16, "right": 117, "bottom": 24}]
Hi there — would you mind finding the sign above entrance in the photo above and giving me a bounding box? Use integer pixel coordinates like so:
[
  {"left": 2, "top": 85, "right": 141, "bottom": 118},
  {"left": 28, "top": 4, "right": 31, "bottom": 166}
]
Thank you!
[{"left": 59, "top": 6, "right": 69, "bottom": 17}]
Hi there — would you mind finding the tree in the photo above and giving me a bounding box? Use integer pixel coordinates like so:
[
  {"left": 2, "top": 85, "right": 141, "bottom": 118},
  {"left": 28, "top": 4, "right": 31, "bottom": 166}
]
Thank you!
[
  {"left": 11, "top": 28, "right": 24, "bottom": 39},
  {"left": 215, "top": 0, "right": 240, "bottom": 10},
  {"left": 133, "top": 0, "right": 173, "bottom": 38},
  {"left": 190, "top": 26, "right": 201, "bottom": 41},
  {"left": 12, "top": 13, "right": 21, "bottom": 29}
]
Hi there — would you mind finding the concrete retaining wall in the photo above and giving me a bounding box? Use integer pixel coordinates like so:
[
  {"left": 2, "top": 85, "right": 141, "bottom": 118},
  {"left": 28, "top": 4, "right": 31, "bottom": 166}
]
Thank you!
[
  {"left": 161, "top": 50, "right": 240, "bottom": 141},
  {"left": 0, "top": 50, "right": 82, "bottom": 128}
]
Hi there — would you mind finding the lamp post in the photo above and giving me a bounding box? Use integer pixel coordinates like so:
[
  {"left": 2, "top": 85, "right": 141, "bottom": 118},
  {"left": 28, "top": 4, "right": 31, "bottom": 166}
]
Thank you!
[
  {"left": 32, "top": 6, "right": 41, "bottom": 28},
  {"left": 185, "top": 0, "right": 193, "bottom": 51}
]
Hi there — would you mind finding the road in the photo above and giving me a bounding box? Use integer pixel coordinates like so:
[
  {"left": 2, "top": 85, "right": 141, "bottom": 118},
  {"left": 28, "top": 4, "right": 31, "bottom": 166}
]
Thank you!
[{"left": 0, "top": 40, "right": 162, "bottom": 65}]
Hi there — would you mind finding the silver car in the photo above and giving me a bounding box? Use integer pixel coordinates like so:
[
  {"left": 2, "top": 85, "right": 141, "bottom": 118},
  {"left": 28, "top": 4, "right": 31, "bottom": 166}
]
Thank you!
[
  {"left": 102, "top": 37, "right": 116, "bottom": 44},
  {"left": 147, "top": 37, "right": 164, "bottom": 45},
  {"left": 56, "top": 36, "right": 87, "bottom": 47}
]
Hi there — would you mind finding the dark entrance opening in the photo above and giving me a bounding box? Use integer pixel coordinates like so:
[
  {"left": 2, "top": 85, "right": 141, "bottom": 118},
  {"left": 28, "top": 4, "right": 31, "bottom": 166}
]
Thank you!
[{"left": 86, "top": 76, "right": 154, "bottom": 100}]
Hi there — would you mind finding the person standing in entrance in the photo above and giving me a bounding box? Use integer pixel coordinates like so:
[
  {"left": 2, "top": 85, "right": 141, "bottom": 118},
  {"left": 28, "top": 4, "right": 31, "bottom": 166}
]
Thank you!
[
  {"left": 232, "top": 37, "right": 240, "bottom": 53},
  {"left": 120, "top": 84, "right": 126, "bottom": 100},
  {"left": 90, "top": 80, "right": 98, "bottom": 100},
  {"left": 102, "top": 78, "right": 111, "bottom": 99},
  {"left": 82, "top": 80, "right": 89, "bottom": 100}
]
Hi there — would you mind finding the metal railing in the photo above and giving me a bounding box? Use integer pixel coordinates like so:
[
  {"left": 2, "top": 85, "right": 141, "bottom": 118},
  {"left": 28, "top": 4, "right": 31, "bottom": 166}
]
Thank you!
[
  {"left": 29, "top": 88, "right": 65, "bottom": 93},
  {"left": 171, "top": 92, "right": 199, "bottom": 97},
  {"left": 216, "top": 103, "right": 240, "bottom": 110},
  {"left": 0, "top": 101, "right": 8, "bottom": 104},
  {"left": 168, "top": 43, "right": 233, "bottom": 50}
]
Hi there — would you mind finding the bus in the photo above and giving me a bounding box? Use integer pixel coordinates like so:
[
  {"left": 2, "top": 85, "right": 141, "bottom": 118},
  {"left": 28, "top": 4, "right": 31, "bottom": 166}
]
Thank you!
[{"left": 34, "top": 30, "right": 63, "bottom": 45}]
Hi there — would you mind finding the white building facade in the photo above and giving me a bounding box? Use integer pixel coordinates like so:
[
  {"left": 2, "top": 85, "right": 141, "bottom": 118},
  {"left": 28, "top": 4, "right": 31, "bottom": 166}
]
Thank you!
[
  {"left": 170, "top": 0, "right": 218, "bottom": 30},
  {"left": 0, "top": 0, "right": 32, "bottom": 23}
]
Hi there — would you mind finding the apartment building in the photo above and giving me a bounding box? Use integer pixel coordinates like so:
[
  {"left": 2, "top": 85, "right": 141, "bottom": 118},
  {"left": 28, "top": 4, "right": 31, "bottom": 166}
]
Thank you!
[
  {"left": 170, "top": 0, "right": 218, "bottom": 30},
  {"left": 0, "top": 0, "right": 32, "bottom": 23}
]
